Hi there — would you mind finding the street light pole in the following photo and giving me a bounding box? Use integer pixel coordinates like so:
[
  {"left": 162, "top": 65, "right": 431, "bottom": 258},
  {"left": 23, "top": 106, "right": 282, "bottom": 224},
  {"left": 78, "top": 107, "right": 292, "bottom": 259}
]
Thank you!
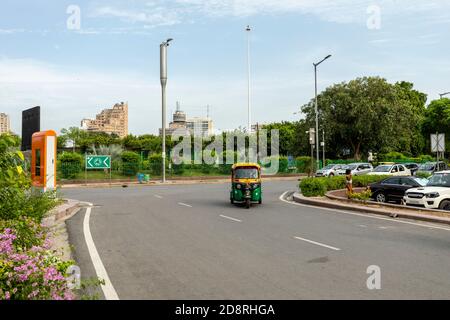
[
  {"left": 246, "top": 25, "right": 252, "bottom": 134},
  {"left": 313, "top": 54, "right": 331, "bottom": 171},
  {"left": 440, "top": 92, "right": 450, "bottom": 99},
  {"left": 322, "top": 130, "right": 325, "bottom": 167},
  {"left": 160, "top": 38, "right": 173, "bottom": 183}
]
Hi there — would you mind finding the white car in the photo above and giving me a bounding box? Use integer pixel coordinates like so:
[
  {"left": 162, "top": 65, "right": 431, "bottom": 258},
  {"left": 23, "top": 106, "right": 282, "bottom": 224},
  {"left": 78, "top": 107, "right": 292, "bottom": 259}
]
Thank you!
[
  {"left": 315, "top": 164, "right": 347, "bottom": 177},
  {"left": 368, "top": 164, "right": 411, "bottom": 176},
  {"left": 404, "top": 171, "right": 450, "bottom": 210},
  {"left": 337, "top": 163, "right": 373, "bottom": 176}
]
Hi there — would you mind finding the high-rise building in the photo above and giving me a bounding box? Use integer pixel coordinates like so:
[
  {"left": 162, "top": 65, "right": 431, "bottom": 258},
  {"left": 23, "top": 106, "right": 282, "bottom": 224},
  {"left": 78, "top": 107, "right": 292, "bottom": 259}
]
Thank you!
[
  {"left": 186, "top": 117, "right": 214, "bottom": 137},
  {"left": 0, "top": 113, "right": 11, "bottom": 134},
  {"left": 160, "top": 102, "right": 214, "bottom": 137},
  {"left": 81, "top": 102, "right": 128, "bottom": 138}
]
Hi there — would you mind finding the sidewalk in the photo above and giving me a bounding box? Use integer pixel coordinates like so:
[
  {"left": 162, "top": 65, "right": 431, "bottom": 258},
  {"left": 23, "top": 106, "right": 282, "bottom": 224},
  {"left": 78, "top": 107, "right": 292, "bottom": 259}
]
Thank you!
[{"left": 292, "top": 191, "right": 450, "bottom": 226}]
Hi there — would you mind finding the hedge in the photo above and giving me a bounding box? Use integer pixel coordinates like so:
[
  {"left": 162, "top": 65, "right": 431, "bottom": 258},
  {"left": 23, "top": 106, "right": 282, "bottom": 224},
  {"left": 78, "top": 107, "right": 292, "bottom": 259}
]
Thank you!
[
  {"left": 121, "top": 151, "right": 140, "bottom": 176},
  {"left": 58, "top": 152, "right": 83, "bottom": 179},
  {"left": 300, "top": 175, "right": 391, "bottom": 197}
]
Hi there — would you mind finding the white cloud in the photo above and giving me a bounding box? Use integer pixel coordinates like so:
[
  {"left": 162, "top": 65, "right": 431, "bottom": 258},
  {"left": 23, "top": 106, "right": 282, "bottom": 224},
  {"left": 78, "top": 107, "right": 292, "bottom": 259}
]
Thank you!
[{"left": 89, "top": 0, "right": 450, "bottom": 27}]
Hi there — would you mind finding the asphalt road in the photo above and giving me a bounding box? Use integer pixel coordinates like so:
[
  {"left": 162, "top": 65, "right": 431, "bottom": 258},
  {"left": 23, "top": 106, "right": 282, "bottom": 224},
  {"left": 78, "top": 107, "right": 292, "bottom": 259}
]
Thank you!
[{"left": 63, "top": 180, "right": 450, "bottom": 299}]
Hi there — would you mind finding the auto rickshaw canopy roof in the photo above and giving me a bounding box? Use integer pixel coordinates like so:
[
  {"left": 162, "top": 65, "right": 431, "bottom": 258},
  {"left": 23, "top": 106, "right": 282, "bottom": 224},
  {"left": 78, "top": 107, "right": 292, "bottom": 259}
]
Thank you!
[{"left": 232, "top": 163, "right": 261, "bottom": 170}]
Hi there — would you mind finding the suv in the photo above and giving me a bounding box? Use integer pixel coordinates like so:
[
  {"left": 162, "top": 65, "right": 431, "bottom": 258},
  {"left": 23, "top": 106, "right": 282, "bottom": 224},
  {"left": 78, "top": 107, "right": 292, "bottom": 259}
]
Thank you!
[
  {"left": 404, "top": 171, "right": 450, "bottom": 210},
  {"left": 337, "top": 163, "right": 373, "bottom": 176},
  {"left": 417, "top": 161, "right": 447, "bottom": 176}
]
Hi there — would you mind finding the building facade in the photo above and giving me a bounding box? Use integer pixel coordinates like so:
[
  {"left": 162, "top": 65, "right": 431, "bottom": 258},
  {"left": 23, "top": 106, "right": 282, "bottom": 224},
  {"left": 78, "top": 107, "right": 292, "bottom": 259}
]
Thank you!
[
  {"left": 160, "top": 104, "right": 214, "bottom": 137},
  {"left": 81, "top": 102, "right": 128, "bottom": 138},
  {"left": 0, "top": 113, "right": 11, "bottom": 134}
]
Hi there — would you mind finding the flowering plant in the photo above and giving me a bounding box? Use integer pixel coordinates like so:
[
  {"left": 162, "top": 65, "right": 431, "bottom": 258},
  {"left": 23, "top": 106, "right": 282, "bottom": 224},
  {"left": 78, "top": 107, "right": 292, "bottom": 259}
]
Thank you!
[{"left": 0, "top": 226, "right": 75, "bottom": 300}]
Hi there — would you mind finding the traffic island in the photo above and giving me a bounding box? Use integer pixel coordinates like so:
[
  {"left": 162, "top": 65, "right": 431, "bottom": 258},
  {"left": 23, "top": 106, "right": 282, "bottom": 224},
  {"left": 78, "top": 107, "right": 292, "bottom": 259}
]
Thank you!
[{"left": 292, "top": 190, "right": 450, "bottom": 226}]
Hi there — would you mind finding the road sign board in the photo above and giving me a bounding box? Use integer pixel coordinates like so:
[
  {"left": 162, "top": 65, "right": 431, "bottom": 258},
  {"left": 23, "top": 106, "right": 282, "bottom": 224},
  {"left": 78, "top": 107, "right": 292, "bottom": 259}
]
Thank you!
[
  {"left": 86, "top": 155, "right": 111, "bottom": 169},
  {"left": 431, "top": 134, "right": 445, "bottom": 153}
]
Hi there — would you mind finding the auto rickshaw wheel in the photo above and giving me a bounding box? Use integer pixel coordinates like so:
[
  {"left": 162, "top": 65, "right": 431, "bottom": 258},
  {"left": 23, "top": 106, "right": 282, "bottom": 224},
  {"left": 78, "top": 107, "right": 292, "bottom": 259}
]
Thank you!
[
  {"left": 231, "top": 198, "right": 234, "bottom": 204},
  {"left": 258, "top": 199, "right": 262, "bottom": 204},
  {"left": 245, "top": 199, "right": 251, "bottom": 209}
]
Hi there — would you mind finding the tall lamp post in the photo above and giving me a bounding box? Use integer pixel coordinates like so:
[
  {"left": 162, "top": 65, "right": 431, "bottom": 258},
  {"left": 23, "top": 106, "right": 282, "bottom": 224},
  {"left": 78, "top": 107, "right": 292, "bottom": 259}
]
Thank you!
[
  {"left": 313, "top": 54, "right": 331, "bottom": 171},
  {"left": 160, "top": 38, "right": 173, "bottom": 183},
  {"left": 440, "top": 92, "right": 450, "bottom": 99},
  {"left": 246, "top": 25, "right": 252, "bottom": 134}
]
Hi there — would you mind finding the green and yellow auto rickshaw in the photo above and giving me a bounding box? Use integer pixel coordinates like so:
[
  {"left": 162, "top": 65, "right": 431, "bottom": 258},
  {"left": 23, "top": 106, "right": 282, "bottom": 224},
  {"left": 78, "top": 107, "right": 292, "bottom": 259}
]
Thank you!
[{"left": 230, "top": 163, "right": 262, "bottom": 209}]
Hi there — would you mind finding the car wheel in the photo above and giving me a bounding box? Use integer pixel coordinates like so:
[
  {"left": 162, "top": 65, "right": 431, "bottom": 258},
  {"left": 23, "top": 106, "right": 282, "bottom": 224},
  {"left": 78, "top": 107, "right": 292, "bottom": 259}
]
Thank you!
[
  {"left": 329, "top": 173, "right": 334, "bottom": 177},
  {"left": 375, "top": 192, "right": 386, "bottom": 203},
  {"left": 439, "top": 200, "right": 450, "bottom": 211}
]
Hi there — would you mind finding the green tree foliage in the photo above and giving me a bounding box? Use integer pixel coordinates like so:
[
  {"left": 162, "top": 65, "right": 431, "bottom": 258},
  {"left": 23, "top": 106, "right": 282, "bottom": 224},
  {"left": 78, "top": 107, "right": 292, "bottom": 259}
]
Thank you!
[
  {"left": 121, "top": 151, "right": 140, "bottom": 176},
  {"left": 300, "top": 77, "right": 427, "bottom": 160},
  {"left": 422, "top": 98, "right": 450, "bottom": 151}
]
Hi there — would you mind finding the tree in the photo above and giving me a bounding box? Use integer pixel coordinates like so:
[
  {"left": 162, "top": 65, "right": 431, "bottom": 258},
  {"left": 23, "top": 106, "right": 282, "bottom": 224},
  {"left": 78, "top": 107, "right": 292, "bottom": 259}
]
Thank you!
[
  {"left": 60, "top": 127, "right": 82, "bottom": 152},
  {"left": 300, "top": 77, "right": 427, "bottom": 160},
  {"left": 422, "top": 98, "right": 450, "bottom": 151}
]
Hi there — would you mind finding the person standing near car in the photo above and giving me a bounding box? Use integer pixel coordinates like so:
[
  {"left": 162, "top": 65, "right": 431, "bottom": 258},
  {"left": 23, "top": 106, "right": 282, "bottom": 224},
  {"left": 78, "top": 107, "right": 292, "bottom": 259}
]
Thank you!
[{"left": 346, "top": 169, "right": 353, "bottom": 198}]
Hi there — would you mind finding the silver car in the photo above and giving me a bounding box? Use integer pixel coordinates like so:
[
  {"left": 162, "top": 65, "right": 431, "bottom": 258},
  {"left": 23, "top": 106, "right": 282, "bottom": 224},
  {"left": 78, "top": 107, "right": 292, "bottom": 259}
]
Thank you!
[
  {"left": 315, "top": 164, "right": 347, "bottom": 177},
  {"left": 337, "top": 163, "right": 373, "bottom": 176}
]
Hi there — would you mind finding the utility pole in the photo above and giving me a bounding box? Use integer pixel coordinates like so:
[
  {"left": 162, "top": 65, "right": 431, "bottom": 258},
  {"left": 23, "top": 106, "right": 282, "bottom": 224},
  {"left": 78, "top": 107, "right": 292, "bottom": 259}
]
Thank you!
[
  {"left": 160, "top": 38, "right": 173, "bottom": 183},
  {"left": 313, "top": 54, "right": 331, "bottom": 171},
  {"left": 246, "top": 25, "right": 252, "bottom": 134},
  {"left": 322, "top": 130, "right": 325, "bottom": 167}
]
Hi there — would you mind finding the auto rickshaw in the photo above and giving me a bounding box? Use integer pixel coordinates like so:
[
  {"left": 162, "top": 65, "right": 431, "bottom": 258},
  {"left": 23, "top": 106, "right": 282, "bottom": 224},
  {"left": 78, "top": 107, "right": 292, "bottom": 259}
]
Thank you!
[{"left": 230, "top": 163, "right": 262, "bottom": 209}]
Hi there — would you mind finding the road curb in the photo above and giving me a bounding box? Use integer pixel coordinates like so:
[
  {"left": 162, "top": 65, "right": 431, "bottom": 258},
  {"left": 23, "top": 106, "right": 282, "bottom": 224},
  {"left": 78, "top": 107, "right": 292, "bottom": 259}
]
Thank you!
[{"left": 292, "top": 192, "right": 450, "bottom": 226}]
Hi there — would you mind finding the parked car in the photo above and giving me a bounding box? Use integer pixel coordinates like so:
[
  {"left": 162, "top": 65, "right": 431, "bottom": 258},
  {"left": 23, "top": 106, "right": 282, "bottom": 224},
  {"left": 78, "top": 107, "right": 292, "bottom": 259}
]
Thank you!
[
  {"left": 368, "top": 164, "right": 411, "bottom": 176},
  {"left": 403, "top": 163, "right": 419, "bottom": 176},
  {"left": 337, "top": 163, "right": 373, "bottom": 176},
  {"left": 404, "top": 171, "right": 450, "bottom": 210},
  {"left": 417, "top": 161, "right": 448, "bottom": 176},
  {"left": 370, "top": 176, "right": 428, "bottom": 203},
  {"left": 315, "top": 164, "right": 347, "bottom": 177}
]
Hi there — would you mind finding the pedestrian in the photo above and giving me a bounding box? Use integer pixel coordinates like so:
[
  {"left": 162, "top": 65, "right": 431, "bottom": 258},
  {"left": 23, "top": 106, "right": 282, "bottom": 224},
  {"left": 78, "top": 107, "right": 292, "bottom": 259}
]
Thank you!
[{"left": 345, "top": 169, "right": 353, "bottom": 198}]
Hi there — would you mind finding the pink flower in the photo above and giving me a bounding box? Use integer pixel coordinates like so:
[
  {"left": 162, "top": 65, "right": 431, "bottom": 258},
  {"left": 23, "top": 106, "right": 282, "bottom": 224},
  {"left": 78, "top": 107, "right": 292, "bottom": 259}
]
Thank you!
[{"left": 5, "top": 292, "right": 11, "bottom": 300}]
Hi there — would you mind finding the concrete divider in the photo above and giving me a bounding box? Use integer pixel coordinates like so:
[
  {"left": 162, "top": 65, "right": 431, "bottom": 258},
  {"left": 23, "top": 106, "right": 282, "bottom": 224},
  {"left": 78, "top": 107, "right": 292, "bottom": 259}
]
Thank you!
[{"left": 292, "top": 192, "right": 450, "bottom": 226}]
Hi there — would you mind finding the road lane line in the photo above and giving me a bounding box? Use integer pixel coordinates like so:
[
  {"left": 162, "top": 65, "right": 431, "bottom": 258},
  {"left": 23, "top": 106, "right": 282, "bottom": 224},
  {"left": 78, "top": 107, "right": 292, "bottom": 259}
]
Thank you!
[
  {"left": 294, "top": 236, "right": 341, "bottom": 251},
  {"left": 154, "top": 195, "right": 163, "bottom": 199},
  {"left": 220, "top": 215, "right": 242, "bottom": 223},
  {"left": 83, "top": 207, "right": 120, "bottom": 300},
  {"left": 178, "top": 202, "right": 192, "bottom": 208},
  {"left": 279, "top": 191, "right": 450, "bottom": 232}
]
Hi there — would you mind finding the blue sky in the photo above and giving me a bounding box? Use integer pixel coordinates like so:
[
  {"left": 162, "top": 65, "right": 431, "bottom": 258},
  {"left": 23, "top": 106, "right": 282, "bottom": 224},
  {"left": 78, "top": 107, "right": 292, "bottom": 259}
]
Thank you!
[{"left": 1, "top": 0, "right": 450, "bottom": 135}]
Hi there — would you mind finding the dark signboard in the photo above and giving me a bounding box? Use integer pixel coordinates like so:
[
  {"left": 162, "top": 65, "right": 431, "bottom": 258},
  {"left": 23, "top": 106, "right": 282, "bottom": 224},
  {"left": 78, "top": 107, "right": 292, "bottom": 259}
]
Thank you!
[{"left": 21, "top": 106, "right": 40, "bottom": 151}]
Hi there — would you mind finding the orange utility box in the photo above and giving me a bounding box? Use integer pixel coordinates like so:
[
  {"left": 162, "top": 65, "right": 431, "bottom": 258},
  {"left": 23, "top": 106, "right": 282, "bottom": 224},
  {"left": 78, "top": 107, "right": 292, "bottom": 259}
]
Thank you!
[{"left": 31, "top": 130, "right": 57, "bottom": 191}]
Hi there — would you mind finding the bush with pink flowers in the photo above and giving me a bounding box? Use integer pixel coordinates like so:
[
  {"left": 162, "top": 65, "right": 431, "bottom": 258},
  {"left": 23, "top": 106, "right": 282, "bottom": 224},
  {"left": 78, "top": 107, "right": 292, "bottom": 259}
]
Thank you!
[{"left": 0, "top": 225, "right": 75, "bottom": 300}]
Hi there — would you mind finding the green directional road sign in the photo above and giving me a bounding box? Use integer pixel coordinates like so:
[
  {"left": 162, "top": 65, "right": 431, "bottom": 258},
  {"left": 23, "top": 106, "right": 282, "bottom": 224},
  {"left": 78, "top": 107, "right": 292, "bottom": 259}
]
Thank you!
[{"left": 86, "top": 155, "right": 111, "bottom": 169}]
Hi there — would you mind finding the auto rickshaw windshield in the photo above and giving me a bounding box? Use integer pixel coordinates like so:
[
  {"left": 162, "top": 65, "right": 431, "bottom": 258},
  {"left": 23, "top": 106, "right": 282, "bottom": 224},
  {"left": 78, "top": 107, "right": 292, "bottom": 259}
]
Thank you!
[{"left": 234, "top": 168, "right": 259, "bottom": 179}]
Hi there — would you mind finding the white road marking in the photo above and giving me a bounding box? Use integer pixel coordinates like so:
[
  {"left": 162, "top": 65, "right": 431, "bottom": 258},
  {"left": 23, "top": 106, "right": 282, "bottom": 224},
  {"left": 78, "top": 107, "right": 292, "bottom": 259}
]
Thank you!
[
  {"left": 178, "top": 202, "right": 192, "bottom": 208},
  {"left": 294, "top": 236, "right": 341, "bottom": 251},
  {"left": 279, "top": 191, "right": 450, "bottom": 232},
  {"left": 154, "top": 195, "right": 163, "bottom": 199},
  {"left": 220, "top": 215, "right": 242, "bottom": 223},
  {"left": 83, "top": 206, "right": 120, "bottom": 300}
]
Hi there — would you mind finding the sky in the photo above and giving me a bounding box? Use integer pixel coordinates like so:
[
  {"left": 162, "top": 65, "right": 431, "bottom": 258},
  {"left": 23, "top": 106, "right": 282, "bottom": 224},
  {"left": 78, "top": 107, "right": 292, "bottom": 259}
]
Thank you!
[{"left": 1, "top": 0, "right": 450, "bottom": 136}]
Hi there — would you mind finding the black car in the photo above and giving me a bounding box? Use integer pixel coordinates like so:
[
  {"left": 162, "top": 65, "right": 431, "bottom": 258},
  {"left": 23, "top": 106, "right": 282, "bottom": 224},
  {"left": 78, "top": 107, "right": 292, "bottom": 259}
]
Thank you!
[
  {"left": 403, "top": 163, "right": 419, "bottom": 176},
  {"left": 369, "top": 177, "right": 428, "bottom": 203}
]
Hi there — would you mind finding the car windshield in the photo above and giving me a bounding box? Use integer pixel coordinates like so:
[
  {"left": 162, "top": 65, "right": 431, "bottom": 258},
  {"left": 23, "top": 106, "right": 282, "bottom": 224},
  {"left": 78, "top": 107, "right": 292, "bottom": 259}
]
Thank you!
[
  {"left": 234, "top": 168, "right": 259, "bottom": 179},
  {"left": 345, "top": 165, "right": 358, "bottom": 170},
  {"left": 322, "top": 165, "right": 336, "bottom": 170},
  {"left": 419, "top": 163, "right": 435, "bottom": 171},
  {"left": 427, "top": 173, "right": 450, "bottom": 187},
  {"left": 374, "top": 165, "right": 392, "bottom": 172},
  {"left": 412, "top": 178, "right": 429, "bottom": 186}
]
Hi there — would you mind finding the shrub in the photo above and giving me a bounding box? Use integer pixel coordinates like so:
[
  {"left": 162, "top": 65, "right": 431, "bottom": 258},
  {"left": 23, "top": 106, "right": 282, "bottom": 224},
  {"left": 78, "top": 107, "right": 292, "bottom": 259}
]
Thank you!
[
  {"left": 0, "top": 225, "right": 75, "bottom": 300},
  {"left": 58, "top": 152, "right": 83, "bottom": 179},
  {"left": 417, "top": 155, "right": 434, "bottom": 163},
  {"left": 299, "top": 178, "right": 327, "bottom": 197},
  {"left": 416, "top": 172, "right": 432, "bottom": 179},
  {"left": 379, "top": 152, "right": 407, "bottom": 161},
  {"left": 349, "top": 189, "right": 372, "bottom": 202},
  {"left": 121, "top": 151, "right": 140, "bottom": 176},
  {"left": 300, "top": 175, "right": 390, "bottom": 197},
  {"left": 148, "top": 153, "right": 168, "bottom": 176},
  {"left": 296, "top": 156, "right": 313, "bottom": 173}
]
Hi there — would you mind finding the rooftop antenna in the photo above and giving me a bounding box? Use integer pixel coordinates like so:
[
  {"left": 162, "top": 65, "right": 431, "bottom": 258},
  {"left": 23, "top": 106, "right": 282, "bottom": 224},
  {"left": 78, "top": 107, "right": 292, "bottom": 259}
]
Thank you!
[
  {"left": 176, "top": 101, "right": 181, "bottom": 112},
  {"left": 207, "top": 105, "right": 210, "bottom": 120}
]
